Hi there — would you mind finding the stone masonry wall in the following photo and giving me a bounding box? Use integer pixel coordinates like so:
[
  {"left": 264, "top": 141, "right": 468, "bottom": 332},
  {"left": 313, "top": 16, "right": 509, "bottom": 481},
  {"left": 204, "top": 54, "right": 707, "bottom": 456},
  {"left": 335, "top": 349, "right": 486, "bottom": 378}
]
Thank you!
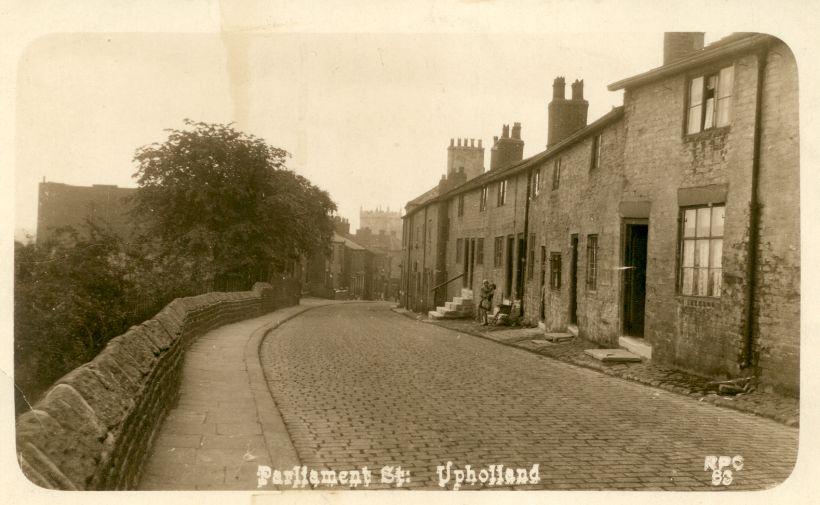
[
  {"left": 16, "top": 280, "right": 299, "bottom": 490},
  {"left": 754, "top": 41, "right": 800, "bottom": 395},
  {"left": 523, "top": 120, "right": 626, "bottom": 344}
]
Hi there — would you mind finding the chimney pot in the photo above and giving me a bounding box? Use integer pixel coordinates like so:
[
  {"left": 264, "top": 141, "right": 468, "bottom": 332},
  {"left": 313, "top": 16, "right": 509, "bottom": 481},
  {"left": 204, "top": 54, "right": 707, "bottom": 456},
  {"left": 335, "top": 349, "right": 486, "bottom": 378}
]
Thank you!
[
  {"left": 571, "top": 79, "right": 584, "bottom": 100},
  {"left": 552, "top": 76, "right": 566, "bottom": 100},
  {"left": 512, "top": 122, "right": 521, "bottom": 140}
]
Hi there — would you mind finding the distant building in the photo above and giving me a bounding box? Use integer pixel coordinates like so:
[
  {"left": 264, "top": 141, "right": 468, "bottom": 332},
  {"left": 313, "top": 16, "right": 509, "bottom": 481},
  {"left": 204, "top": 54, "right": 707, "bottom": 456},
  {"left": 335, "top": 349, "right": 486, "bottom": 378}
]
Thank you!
[
  {"left": 37, "top": 181, "right": 137, "bottom": 243},
  {"left": 359, "top": 207, "right": 402, "bottom": 238},
  {"left": 303, "top": 216, "right": 375, "bottom": 300}
]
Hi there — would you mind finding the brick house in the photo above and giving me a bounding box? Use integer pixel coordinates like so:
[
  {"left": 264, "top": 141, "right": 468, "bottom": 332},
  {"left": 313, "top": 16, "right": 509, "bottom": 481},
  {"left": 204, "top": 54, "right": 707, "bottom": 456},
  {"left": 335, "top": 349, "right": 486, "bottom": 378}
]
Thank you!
[{"left": 400, "top": 33, "right": 799, "bottom": 395}]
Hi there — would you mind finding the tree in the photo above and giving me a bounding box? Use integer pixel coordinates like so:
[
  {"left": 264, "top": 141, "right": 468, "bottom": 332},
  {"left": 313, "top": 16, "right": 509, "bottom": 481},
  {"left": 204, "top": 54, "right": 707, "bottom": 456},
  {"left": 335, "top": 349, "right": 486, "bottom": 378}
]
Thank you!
[
  {"left": 14, "top": 224, "right": 135, "bottom": 412},
  {"left": 132, "top": 120, "right": 336, "bottom": 288}
]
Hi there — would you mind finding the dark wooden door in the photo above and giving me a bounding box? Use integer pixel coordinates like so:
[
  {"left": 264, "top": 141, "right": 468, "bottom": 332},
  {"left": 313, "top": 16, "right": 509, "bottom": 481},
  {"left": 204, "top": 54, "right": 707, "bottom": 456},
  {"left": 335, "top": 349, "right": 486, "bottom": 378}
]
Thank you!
[
  {"left": 569, "top": 234, "right": 579, "bottom": 325},
  {"left": 505, "top": 235, "right": 514, "bottom": 298},
  {"left": 623, "top": 224, "right": 648, "bottom": 336},
  {"left": 539, "top": 246, "right": 546, "bottom": 320}
]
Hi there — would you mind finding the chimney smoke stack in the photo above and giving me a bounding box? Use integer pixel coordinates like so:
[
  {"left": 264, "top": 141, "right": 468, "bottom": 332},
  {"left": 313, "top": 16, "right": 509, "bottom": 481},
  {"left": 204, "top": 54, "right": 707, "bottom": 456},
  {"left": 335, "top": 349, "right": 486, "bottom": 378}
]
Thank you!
[{"left": 663, "top": 32, "right": 705, "bottom": 65}]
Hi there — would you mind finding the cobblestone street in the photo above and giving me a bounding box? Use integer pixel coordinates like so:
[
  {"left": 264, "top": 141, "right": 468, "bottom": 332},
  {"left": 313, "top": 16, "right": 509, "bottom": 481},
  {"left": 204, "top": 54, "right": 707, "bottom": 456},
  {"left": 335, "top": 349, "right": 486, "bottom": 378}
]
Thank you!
[{"left": 260, "top": 302, "right": 797, "bottom": 491}]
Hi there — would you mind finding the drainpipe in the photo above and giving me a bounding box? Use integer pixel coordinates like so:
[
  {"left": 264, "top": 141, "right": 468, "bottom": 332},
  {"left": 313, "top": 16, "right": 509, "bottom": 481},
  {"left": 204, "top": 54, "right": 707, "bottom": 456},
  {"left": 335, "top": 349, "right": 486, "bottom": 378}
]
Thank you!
[
  {"left": 522, "top": 170, "right": 533, "bottom": 317},
  {"left": 421, "top": 205, "right": 429, "bottom": 311},
  {"left": 741, "top": 43, "right": 769, "bottom": 370}
]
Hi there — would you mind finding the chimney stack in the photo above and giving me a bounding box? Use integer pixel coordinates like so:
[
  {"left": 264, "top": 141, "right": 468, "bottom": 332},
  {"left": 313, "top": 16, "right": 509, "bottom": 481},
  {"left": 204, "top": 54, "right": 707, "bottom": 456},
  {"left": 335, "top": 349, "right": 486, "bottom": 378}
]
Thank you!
[
  {"left": 490, "top": 122, "right": 524, "bottom": 170},
  {"left": 547, "top": 75, "right": 589, "bottom": 147},
  {"left": 663, "top": 32, "right": 705, "bottom": 65}
]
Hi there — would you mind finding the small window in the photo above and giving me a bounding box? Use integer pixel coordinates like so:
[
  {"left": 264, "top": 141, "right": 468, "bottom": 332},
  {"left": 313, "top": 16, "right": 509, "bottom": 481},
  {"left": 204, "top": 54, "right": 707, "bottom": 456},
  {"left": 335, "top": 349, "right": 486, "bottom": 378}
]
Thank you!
[
  {"left": 686, "top": 66, "right": 733, "bottom": 135},
  {"left": 457, "top": 194, "right": 464, "bottom": 217},
  {"left": 527, "top": 234, "right": 536, "bottom": 279},
  {"left": 476, "top": 238, "right": 484, "bottom": 265},
  {"left": 549, "top": 252, "right": 562, "bottom": 290},
  {"left": 456, "top": 238, "right": 463, "bottom": 263},
  {"left": 480, "top": 186, "right": 488, "bottom": 211},
  {"left": 679, "top": 204, "right": 724, "bottom": 297},
  {"left": 590, "top": 133, "right": 603, "bottom": 170},
  {"left": 531, "top": 169, "right": 541, "bottom": 198},
  {"left": 586, "top": 234, "right": 598, "bottom": 291},
  {"left": 552, "top": 159, "right": 561, "bottom": 190},
  {"left": 497, "top": 179, "right": 508, "bottom": 206},
  {"left": 494, "top": 236, "right": 504, "bottom": 267}
]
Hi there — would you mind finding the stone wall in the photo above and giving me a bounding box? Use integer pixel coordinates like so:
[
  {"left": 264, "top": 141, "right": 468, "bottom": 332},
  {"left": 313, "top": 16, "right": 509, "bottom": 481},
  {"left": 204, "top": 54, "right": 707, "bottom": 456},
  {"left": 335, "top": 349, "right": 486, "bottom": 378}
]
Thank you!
[{"left": 16, "top": 280, "right": 299, "bottom": 490}]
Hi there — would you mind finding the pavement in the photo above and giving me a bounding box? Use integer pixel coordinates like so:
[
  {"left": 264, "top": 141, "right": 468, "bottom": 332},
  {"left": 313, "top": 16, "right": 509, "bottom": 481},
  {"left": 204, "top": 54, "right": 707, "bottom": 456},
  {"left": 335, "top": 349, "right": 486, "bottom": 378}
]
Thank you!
[
  {"left": 260, "top": 302, "right": 798, "bottom": 491},
  {"left": 407, "top": 312, "right": 800, "bottom": 428},
  {"left": 138, "top": 298, "right": 337, "bottom": 490}
]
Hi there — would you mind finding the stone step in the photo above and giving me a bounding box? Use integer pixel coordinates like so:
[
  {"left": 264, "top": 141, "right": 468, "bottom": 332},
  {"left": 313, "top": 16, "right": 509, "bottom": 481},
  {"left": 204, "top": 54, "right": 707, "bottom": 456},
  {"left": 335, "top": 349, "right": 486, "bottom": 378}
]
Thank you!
[
  {"left": 567, "top": 325, "right": 579, "bottom": 337},
  {"left": 544, "top": 332, "right": 574, "bottom": 343},
  {"left": 619, "top": 336, "right": 652, "bottom": 360},
  {"left": 584, "top": 348, "right": 642, "bottom": 363}
]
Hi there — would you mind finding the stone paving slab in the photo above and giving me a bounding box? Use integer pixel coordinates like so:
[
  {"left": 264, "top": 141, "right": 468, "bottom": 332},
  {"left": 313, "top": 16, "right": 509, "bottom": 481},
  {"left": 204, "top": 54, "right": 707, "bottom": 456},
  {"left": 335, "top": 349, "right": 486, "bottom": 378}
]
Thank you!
[
  {"left": 412, "top": 312, "right": 799, "bottom": 427},
  {"left": 138, "top": 298, "right": 336, "bottom": 490}
]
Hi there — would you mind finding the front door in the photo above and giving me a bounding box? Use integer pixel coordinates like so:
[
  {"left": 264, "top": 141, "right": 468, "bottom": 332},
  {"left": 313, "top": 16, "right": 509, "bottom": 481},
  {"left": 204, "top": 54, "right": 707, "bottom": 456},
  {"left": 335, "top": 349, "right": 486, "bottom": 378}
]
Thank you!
[
  {"left": 505, "top": 235, "right": 514, "bottom": 298},
  {"left": 469, "top": 238, "right": 476, "bottom": 289},
  {"left": 515, "top": 233, "right": 525, "bottom": 299},
  {"left": 569, "top": 234, "right": 578, "bottom": 325},
  {"left": 623, "top": 224, "right": 649, "bottom": 337},
  {"left": 539, "top": 246, "right": 546, "bottom": 321}
]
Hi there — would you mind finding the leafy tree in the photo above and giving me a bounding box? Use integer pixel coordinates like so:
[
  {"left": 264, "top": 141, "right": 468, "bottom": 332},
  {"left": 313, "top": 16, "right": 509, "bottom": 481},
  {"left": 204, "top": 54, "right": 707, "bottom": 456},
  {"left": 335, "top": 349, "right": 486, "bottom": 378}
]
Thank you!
[
  {"left": 132, "top": 120, "right": 336, "bottom": 288},
  {"left": 14, "top": 224, "right": 135, "bottom": 412}
]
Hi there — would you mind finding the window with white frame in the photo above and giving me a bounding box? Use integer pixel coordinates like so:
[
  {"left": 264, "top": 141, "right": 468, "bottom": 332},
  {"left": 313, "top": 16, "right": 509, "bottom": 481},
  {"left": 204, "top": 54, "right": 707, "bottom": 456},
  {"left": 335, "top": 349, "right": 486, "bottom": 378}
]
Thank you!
[
  {"left": 679, "top": 204, "right": 724, "bottom": 297},
  {"left": 497, "top": 179, "right": 508, "bottom": 206},
  {"left": 590, "top": 133, "right": 603, "bottom": 170},
  {"left": 686, "top": 66, "right": 734, "bottom": 135},
  {"left": 552, "top": 158, "right": 561, "bottom": 190},
  {"left": 480, "top": 186, "right": 488, "bottom": 211},
  {"left": 532, "top": 168, "right": 541, "bottom": 198}
]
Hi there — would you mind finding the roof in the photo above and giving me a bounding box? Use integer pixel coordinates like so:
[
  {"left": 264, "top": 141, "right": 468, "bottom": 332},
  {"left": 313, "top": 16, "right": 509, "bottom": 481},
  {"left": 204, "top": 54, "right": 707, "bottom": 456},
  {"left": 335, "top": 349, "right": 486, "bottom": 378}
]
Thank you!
[
  {"left": 402, "top": 106, "right": 624, "bottom": 214},
  {"left": 406, "top": 185, "right": 439, "bottom": 208},
  {"left": 608, "top": 33, "right": 774, "bottom": 91},
  {"left": 332, "top": 232, "right": 366, "bottom": 250}
]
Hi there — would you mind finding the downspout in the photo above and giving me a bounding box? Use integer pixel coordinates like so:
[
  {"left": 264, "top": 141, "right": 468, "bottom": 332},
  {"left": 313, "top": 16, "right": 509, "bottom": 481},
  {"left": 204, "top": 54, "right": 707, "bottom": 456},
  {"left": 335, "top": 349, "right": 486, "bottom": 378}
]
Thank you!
[
  {"left": 742, "top": 44, "right": 769, "bottom": 370},
  {"left": 421, "top": 205, "right": 429, "bottom": 311},
  {"left": 522, "top": 170, "right": 533, "bottom": 317}
]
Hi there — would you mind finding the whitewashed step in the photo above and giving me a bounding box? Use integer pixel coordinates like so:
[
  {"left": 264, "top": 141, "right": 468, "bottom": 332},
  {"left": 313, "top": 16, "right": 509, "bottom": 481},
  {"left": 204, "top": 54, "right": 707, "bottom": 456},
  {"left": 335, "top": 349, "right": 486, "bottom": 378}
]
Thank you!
[
  {"left": 584, "top": 348, "right": 642, "bottom": 363},
  {"left": 544, "top": 332, "right": 574, "bottom": 343},
  {"left": 619, "top": 336, "right": 653, "bottom": 360}
]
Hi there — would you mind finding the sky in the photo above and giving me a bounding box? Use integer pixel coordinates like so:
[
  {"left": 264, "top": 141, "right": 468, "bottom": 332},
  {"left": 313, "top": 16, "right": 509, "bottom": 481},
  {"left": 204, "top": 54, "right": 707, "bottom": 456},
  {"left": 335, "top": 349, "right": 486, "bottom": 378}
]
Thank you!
[{"left": 14, "top": 31, "right": 729, "bottom": 236}]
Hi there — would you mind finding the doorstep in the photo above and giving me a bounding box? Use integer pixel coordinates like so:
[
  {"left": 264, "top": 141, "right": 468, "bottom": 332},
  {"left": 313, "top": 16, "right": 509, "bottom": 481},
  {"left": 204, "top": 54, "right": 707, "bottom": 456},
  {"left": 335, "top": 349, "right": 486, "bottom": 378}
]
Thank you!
[{"left": 619, "top": 335, "right": 652, "bottom": 360}]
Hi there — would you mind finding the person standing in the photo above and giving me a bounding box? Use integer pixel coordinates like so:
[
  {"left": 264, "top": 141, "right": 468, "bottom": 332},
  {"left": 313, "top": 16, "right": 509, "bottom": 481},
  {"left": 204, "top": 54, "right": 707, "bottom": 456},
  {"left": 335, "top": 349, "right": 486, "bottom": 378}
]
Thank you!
[{"left": 478, "top": 279, "right": 495, "bottom": 325}]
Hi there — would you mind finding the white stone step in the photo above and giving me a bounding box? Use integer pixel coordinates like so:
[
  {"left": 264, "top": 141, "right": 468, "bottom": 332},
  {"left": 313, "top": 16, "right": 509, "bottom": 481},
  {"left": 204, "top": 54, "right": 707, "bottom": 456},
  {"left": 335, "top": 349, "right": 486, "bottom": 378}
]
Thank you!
[
  {"left": 584, "top": 348, "right": 642, "bottom": 363},
  {"left": 619, "top": 336, "right": 653, "bottom": 360}
]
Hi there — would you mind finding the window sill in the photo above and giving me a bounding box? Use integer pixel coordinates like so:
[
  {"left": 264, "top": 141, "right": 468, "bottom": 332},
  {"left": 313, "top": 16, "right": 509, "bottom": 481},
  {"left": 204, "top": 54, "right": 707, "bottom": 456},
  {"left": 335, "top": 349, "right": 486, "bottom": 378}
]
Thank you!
[
  {"left": 683, "top": 126, "right": 730, "bottom": 143},
  {"left": 677, "top": 295, "right": 720, "bottom": 308}
]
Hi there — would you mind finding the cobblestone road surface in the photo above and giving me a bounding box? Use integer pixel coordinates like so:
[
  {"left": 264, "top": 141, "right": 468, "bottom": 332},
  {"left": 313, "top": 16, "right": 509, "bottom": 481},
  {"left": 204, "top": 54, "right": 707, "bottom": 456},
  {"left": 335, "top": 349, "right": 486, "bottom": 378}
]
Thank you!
[{"left": 260, "top": 302, "right": 798, "bottom": 491}]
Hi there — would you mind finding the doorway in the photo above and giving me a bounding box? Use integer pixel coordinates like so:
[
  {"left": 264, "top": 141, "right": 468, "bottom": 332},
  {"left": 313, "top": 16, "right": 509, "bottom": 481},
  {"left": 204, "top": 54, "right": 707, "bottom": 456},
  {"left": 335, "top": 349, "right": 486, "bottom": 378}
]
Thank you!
[
  {"left": 539, "top": 246, "right": 546, "bottom": 321},
  {"left": 623, "top": 223, "right": 648, "bottom": 337},
  {"left": 569, "top": 234, "right": 579, "bottom": 325},
  {"left": 468, "top": 238, "right": 476, "bottom": 289},
  {"left": 515, "top": 233, "right": 525, "bottom": 299},
  {"left": 505, "top": 235, "right": 514, "bottom": 298}
]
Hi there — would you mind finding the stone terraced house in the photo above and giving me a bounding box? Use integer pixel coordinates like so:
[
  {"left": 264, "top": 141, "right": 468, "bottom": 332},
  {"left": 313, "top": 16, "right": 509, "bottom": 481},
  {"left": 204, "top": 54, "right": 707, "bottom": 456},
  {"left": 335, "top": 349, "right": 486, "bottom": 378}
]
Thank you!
[{"left": 400, "top": 32, "right": 800, "bottom": 395}]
